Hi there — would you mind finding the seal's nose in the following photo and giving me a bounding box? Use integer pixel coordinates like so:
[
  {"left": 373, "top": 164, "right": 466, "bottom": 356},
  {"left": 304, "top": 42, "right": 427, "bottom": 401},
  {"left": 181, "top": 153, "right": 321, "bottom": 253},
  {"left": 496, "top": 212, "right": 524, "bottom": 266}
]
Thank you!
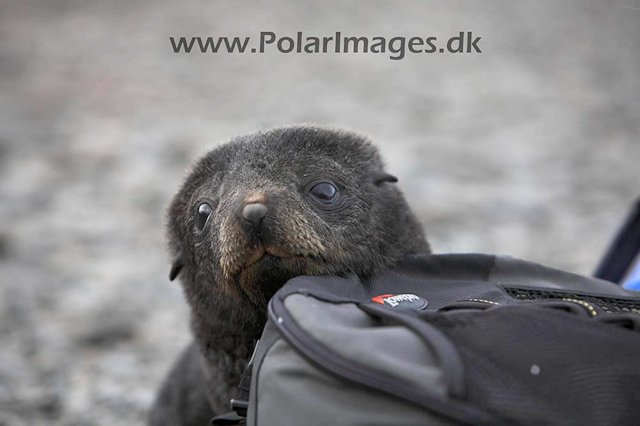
[{"left": 242, "top": 203, "right": 268, "bottom": 227}]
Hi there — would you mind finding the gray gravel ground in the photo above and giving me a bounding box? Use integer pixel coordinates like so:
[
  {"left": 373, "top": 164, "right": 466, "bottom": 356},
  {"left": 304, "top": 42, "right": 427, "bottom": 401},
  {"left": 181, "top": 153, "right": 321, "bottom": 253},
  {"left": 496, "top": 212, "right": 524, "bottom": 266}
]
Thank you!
[{"left": 0, "top": 1, "right": 638, "bottom": 425}]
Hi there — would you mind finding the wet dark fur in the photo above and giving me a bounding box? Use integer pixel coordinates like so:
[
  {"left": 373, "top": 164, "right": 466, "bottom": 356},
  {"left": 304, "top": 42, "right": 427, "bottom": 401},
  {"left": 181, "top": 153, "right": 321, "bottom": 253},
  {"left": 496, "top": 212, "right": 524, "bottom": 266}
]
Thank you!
[{"left": 149, "top": 125, "right": 430, "bottom": 425}]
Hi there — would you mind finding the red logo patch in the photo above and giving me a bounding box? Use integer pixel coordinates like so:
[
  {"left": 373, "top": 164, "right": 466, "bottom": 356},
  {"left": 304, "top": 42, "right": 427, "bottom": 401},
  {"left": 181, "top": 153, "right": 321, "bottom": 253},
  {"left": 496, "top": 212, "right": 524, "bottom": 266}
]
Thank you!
[
  {"left": 371, "top": 294, "right": 394, "bottom": 305},
  {"left": 370, "top": 293, "right": 428, "bottom": 310}
]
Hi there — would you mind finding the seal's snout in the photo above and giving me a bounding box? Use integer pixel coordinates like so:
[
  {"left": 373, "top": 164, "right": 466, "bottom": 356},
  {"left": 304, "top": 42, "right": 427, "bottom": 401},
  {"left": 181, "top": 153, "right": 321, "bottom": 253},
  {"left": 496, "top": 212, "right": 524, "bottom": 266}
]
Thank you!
[{"left": 242, "top": 203, "right": 268, "bottom": 228}]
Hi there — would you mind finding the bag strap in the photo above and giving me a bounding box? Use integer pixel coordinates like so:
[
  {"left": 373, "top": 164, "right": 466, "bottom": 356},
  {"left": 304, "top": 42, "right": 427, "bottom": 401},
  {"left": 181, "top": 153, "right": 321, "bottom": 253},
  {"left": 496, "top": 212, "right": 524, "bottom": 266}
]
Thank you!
[
  {"left": 210, "top": 340, "right": 259, "bottom": 425},
  {"left": 594, "top": 198, "right": 640, "bottom": 284},
  {"left": 358, "top": 302, "right": 466, "bottom": 398}
]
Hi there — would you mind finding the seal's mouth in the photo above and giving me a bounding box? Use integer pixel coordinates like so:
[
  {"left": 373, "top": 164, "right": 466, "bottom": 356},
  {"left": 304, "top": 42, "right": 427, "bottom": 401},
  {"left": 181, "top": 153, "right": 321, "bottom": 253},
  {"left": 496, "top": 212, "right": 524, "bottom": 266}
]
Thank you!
[{"left": 244, "top": 246, "right": 298, "bottom": 268}]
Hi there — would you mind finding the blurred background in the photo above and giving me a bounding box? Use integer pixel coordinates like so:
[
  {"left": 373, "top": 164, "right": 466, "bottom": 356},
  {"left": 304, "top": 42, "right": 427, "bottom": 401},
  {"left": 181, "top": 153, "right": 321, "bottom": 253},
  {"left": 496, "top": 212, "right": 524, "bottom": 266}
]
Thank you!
[{"left": 0, "top": 1, "right": 638, "bottom": 424}]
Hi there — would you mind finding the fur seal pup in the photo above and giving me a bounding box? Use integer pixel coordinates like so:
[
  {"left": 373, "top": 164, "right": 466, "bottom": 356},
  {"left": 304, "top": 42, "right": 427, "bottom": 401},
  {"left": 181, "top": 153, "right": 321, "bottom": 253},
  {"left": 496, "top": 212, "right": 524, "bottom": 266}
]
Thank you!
[{"left": 149, "top": 125, "right": 430, "bottom": 425}]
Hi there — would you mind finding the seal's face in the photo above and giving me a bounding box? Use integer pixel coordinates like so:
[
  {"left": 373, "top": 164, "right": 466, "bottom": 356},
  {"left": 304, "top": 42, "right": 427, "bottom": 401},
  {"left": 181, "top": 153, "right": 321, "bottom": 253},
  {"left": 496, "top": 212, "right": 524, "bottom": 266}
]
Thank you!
[{"left": 167, "top": 126, "right": 429, "bottom": 310}]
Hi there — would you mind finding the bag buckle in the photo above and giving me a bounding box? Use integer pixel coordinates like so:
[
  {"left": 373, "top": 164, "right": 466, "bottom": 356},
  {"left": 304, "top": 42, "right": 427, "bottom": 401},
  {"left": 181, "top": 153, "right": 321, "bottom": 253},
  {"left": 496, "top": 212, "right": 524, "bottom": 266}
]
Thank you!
[{"left": 230, "top": 398, "right": 249, "bottom": 417}]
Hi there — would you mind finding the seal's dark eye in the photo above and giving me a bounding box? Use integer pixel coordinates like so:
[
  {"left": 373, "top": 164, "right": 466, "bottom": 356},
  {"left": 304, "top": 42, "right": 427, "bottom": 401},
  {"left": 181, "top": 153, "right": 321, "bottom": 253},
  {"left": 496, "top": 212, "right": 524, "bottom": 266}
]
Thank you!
[
  {"left": 310, "top": 182, "right": 338, "bottom": 204},
  {"left": 195, "top": 203, "right": 213, "bottom": 232}
]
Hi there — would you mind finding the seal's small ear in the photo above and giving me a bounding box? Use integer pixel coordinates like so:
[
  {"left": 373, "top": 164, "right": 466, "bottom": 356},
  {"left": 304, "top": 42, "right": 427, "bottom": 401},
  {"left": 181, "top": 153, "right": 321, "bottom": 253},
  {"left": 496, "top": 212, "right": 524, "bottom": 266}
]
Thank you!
[
  {"left": 371, "top": 171, "right": 398, "bottom": 186},
  {"left": 169, "top": 253, "right": 184, "bottom": 281}
]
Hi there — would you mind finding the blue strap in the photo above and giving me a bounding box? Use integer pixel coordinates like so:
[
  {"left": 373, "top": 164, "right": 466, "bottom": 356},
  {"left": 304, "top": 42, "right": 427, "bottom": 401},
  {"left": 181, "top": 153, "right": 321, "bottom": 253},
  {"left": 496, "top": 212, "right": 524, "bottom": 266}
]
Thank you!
[{"left": 594, "top": 198, "right": 640, "bottom": 285}]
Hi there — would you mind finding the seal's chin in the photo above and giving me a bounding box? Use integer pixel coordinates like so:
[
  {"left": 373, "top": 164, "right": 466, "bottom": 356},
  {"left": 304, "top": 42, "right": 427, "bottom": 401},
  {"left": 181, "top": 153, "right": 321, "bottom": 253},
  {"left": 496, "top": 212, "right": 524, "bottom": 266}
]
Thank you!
[{"left": 237, "top": 248, "right": 321, "bottom": 305}]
